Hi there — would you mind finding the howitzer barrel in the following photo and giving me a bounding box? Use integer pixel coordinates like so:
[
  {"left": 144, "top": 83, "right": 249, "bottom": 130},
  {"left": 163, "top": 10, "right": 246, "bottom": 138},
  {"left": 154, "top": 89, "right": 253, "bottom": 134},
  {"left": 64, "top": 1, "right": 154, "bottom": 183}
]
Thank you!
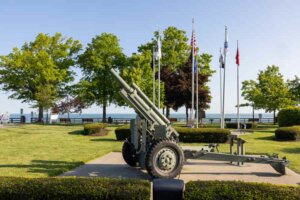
[
  {"left": 132, "top": 83, "right": 170, "bottom": 125},
  {"left": 110, "top": 69, "right": 167, "bottom": 126},
  {"left": 110, "top": 69, "right": 132, "bottom": 93}
]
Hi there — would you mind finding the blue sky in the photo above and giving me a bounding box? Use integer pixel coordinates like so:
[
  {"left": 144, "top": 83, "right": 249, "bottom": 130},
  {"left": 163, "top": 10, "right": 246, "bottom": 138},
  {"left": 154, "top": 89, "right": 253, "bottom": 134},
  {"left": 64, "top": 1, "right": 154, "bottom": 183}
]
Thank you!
[{"left": 0, "top": 0, "right": 299, "bottom": 115}]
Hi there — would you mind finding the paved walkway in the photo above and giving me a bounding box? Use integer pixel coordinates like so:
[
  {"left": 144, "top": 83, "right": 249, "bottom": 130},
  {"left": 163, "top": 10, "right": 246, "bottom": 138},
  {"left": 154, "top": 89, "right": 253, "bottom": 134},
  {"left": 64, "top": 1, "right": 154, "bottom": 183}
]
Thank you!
[{"left": 61, "top": 152, "right": 300, "bottom": 185}]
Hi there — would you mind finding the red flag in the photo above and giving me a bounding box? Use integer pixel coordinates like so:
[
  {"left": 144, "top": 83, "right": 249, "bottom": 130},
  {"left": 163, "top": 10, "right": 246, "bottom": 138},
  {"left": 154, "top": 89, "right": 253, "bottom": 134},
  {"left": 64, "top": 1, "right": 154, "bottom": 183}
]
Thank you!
[{"left": 235, "top": 45, "right": 240, "bottom": 66}]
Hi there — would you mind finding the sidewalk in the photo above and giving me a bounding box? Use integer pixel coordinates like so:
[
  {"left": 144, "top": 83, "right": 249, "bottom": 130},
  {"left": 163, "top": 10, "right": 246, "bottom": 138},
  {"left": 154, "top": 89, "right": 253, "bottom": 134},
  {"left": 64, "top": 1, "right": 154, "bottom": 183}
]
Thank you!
[{"left": 61, "top": 152, "right": 300, "bottom": 185}]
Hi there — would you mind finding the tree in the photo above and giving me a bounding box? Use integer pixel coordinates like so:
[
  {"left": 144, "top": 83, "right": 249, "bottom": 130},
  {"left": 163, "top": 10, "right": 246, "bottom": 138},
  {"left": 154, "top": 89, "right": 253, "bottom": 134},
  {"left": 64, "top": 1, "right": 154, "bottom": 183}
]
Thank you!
[
  {"left": 137, "top": 27, "right": 191, "bottom": 116},
  {"left": 242, "top": 66, "right": 296, "bottom": 122},
  {"left": 241, "top": 80, "right": 263, "bottom": 120},
  {"left": 0, "top": 33, "right": 82, "bottom": 121},
  {"left": 287, "top": 76, "right": 300, "bottom": 105},
  {"left": 165, "top": 53, "right": 213, "bottom": 122},
  {"left": 77, "top": 33, "right": 125, "bottom": 122},
  {"left": 120, "top": 51, "right": 165, "bottom": 108}
]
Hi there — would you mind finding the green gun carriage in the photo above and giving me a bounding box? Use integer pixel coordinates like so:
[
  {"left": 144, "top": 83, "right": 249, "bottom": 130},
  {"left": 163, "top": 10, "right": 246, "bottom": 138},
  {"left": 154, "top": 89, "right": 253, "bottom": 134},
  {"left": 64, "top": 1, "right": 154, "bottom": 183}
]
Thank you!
[{"left": 110, "top": 69, "right": 288, "bottom": 179}]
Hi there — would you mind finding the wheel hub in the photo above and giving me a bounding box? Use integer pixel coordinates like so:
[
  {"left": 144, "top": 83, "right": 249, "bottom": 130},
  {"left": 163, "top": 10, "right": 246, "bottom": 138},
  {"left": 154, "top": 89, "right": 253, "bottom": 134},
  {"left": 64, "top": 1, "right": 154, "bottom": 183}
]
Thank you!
[{"left": 156, "top": 148, "right": 177, "bottom": 172}]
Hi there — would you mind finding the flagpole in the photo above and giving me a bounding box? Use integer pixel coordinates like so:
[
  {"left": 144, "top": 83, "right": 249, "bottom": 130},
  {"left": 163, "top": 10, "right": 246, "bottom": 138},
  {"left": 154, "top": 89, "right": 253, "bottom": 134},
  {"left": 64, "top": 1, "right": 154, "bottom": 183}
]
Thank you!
[
  {"left": 237, "top": 40, "right": 240, "bottom": 129},
  {"left": 222, "top": 26, "right": 228, "bottom": 129},
  {"left": 219, "top": 48, "right": 223, "bottom": 129},
  {"left": 156, "top": 32, "right": 161, "bottom": 110},
  {"left": 158, "top": 45, "right": 161, "bottom": 110},
  {"left": 196, "top": 57, "right": 199, "bottom": 128},
  {"left": 152, "top": 46, "right": 156, "bottom": 105},
  {"left": 191, "top": 18, "right": 195, "bottom": 126}
]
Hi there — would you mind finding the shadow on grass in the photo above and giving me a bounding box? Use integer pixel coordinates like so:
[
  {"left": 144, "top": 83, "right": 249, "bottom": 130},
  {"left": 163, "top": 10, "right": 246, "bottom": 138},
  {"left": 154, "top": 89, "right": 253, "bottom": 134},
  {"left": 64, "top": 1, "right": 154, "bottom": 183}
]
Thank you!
[
  {"left": 68, "top": 130, "right": 84, "bottom": 135},
  {"left": 0, "top": 160, "right": 84, "bottom": 176},
  {"left": 90, "top": 138, "right": 116, "bottom": 142},
  {"left": 256, "top": 135, "right": 276, "bottom": 141},
  {"left": 281, "top": 148, "right": 300, "bottom": 154}
]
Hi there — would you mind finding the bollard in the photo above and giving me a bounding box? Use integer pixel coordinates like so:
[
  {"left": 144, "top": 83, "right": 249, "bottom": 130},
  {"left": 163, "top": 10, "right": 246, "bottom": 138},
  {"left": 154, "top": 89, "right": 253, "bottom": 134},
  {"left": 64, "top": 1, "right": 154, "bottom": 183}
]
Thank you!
[{"left": 152, "top": 179, "right": 185, "bottom": 200}]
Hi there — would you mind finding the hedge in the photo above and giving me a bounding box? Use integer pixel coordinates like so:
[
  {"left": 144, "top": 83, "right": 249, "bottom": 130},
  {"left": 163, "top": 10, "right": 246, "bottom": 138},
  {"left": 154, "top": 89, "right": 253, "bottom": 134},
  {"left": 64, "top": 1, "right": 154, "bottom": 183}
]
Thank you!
[
  {"left": 226, "top": 123, "right": 257, "bottom": 129},
  {"left": 184, "top": 181, "right": 300, "bottom": 200},
  {"left": 278, "top": 107, "right": 300, "bottom": 127},
  {"left": 83, "top": 123, "right": 107, "bottom": 135},
  {"left": 0, "top": 177, "right": 150, "bottom": 200},
  {"left": 115, "top": 125, "right": 130, "bottom": 141},
  {"left": 175, "top": 127, "right": 230, "bottom": 143},
  {"left": 115, "top": 126, "right": 230, "bottom": 143},
  {"left": 275, "top": 126, "right": 300, "bottom": 141}
]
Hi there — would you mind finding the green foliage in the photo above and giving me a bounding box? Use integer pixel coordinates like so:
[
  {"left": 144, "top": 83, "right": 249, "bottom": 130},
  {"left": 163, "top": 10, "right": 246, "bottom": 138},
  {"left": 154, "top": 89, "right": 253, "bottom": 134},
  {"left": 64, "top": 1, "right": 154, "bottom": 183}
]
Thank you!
[
  {"left": 275, "top": 126, "right": 300, "bottom": 141},
  {"left": 277, "top": 107, "right": 300, "bottom": 127},
  {"left": 83, "top": 123, "right": 107, "bottom": 135},
  {"left": 115, "top": 125, "right": 130, "bottom": 141},
  {"left": 184, "top": 181, "right": 300, "bottom": 200},
  {"left": 120, "top": 52, "right": 165, "bottom": 108},
  {"left": 175, "top": 127, "right": 230, "bottom": 143},
  {"left": 0, "top": 177, "right": 150, "bottom": 200},
  {"left": 115, "top": 126, "right": 229, "bottom": 143},
  {"left": 241, "top": 66, "right": 296, "bottom": 117},
  {"left": 77, "top": 33, "right": 125, "bottom": 121},
  {"left": 0, "top": 33, "right": 82, "bottom": 118},
  {"left": 288, "top": 76, "right": 300, "bottom": 104},
  {"left": 226, "top": 123, "right": 257, "bottom": 129}
]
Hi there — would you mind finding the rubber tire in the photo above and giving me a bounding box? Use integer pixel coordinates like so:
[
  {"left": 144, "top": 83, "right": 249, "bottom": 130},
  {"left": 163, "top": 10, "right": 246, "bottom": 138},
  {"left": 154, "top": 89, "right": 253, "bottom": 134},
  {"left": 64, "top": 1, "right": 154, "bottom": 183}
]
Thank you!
[
  {"left": 122, "top": 140, "right": 138, "bottom": 167},
  {"left": 145, "top": 140, "right": 184, "bottom": 178}
]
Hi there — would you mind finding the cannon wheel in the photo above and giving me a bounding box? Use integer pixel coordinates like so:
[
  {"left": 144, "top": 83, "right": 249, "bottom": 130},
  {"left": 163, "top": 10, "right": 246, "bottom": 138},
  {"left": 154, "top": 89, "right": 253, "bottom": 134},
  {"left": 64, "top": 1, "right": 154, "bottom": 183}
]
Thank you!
[
  {"left": 145, "top": 139, "right": 184, "bottom": 178},
  {"left": 122, "top": 139, "right": 138, "bottom": 167}
]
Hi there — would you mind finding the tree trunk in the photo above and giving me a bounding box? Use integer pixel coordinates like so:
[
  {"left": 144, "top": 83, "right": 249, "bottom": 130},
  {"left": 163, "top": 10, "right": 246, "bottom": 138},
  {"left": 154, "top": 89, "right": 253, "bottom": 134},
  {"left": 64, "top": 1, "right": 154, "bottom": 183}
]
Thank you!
[
  {"left": 252, "top": 106, "right": 255, "bottom": 123},
  {"left": 273, "top": 110, "right": 276, "bottom": 125},
  {"left": 162, "top": 107, "right": 165, "bottom": 115},
  {"left": 166, "top": 106, "right": 170, "bottom": 118},
  {"left": 185, "top": 106, "right": 189, "bottom": 125},
  {"left": 38, "top": 105, "right": 44, "bottom": 123},
  {"left": 102, "top": 101, "right": 107, "bottom": 123}
]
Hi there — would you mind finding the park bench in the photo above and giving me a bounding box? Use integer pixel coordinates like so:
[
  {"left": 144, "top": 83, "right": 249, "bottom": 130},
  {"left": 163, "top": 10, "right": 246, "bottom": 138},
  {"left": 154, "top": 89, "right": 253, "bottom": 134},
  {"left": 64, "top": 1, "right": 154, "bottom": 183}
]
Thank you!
[
  {"left": 59, "top": 118, "right": 71, "bottom": 123},
  {"left": 248, "top": 118, "right": 259, "bottom": 122},
  {"left": 82, "top": 118, "right": 93, "bottom": 123}
]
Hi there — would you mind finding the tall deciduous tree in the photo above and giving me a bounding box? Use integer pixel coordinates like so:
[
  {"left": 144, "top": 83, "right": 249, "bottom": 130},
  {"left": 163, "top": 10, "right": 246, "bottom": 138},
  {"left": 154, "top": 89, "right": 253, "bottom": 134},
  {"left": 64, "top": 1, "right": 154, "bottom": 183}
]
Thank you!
[
  {"left": 0, "top": 33, "right": 81, "bottom": 120},
  {"left": 287, "top": 76, "right": 300, "bottom": 105},
  {"left": 138, "top": 27, "right": 191, "bottom": 116},
  {"left": 77, "top": 33, "right": 125, "bottom": 122},
  {"left": 120, "top": 51, "right": 164, "bottom": 107},
  {"left": 242, "top": 65, "right": 296, "bottom": 121},
  {"left": 164, "top": 53, "right": 213, "bottom": 122}
]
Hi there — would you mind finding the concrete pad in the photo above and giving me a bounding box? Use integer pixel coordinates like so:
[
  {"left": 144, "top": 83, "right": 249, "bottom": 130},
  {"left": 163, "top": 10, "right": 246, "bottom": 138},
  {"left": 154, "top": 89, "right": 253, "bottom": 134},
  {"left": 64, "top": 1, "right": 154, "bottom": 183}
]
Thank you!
[{"left": 61, "top": 152, "right": 300, "bottom": 186}]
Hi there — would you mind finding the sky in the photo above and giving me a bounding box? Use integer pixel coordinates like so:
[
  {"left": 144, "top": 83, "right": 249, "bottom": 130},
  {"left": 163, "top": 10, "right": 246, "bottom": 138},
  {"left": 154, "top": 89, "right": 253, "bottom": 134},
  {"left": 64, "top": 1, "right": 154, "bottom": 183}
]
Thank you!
[{"left": 0, "top": 0, "right": 300, "bottom": 115}]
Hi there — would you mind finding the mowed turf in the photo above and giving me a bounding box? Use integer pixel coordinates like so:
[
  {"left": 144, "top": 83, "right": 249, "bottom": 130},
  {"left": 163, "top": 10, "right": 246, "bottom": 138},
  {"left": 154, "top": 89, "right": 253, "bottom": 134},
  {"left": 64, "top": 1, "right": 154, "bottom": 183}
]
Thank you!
[
  {"left": 0, "top": 125, "right": 299, "bottom": 177},
  {"left": 0, "top": 124, "right": 122, "bottom": 177}
]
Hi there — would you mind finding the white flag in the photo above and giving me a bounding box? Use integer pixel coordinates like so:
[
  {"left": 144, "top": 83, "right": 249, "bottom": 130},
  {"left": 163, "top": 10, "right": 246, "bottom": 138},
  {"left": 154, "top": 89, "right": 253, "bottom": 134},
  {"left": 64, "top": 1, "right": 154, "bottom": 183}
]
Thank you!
[{"left": 156, "top": 36, "right": 161, "bottom": 60}]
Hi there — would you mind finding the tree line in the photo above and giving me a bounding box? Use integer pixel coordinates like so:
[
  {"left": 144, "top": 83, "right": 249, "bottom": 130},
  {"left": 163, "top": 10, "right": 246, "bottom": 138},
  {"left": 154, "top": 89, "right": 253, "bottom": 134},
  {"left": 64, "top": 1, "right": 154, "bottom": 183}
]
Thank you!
[
  {"left": 241, "top": 65, "right": 300, "bottom": 120},
  {"left": 0, "top": 27, "right": 214, "bottom": 122}
]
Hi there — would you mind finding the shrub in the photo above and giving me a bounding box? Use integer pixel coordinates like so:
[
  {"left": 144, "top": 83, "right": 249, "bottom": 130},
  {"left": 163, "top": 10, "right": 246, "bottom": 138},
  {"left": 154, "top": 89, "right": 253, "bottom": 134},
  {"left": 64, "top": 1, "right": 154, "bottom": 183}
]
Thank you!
[
  {"left": 226, "top": 123, "right": 257, "bottom": 129},
  {"left": 278, "top": 107, "right": 300, "bottom": 127},
  {"left": 184, "top": 181, "right": 300, "bottom": 200},
  {"left": 0, "top": 177, "right": 150, "bottom": 200},
  {"left": 83, "top": 123, "right": 107, "bottom": 135},
  {"left": 175, "top": 127, "right": 230, "bottom": 143},
  {"left": 115, "top": 125, "right": 130, "bottom": 141},
  {"left": 115, "top": 126, "right": 230, "bottom": 143},
  {"left": 275, "top": 126, "right": 300, "bottom": 141}
]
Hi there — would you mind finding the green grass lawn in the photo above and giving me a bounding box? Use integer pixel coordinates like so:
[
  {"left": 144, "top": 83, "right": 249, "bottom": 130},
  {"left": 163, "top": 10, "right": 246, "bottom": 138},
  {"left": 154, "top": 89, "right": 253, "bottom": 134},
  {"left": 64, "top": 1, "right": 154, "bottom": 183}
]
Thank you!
[
  {"left": 0, "top": 124, "right": 122, "bottom": 177},
  {"left": 182, "top": 128, "right": 300, "bottom": 174},
  {"left": 0, "top": 125, "right": 299, "bottom": 177}
]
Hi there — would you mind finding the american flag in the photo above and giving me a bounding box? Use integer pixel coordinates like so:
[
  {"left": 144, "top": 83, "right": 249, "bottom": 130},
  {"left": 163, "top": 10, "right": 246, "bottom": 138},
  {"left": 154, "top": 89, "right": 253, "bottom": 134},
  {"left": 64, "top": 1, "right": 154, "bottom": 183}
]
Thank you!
[{"left": 191, "top": 30, "right": 197, "bottom": 55}]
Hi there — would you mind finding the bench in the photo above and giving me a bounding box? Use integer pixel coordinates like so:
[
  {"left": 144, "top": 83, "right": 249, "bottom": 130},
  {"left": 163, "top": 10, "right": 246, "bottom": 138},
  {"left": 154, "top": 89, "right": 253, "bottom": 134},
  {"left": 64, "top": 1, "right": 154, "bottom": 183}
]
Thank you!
[{"left": 82, "top": 118, "right": 93, "bottom": 123}]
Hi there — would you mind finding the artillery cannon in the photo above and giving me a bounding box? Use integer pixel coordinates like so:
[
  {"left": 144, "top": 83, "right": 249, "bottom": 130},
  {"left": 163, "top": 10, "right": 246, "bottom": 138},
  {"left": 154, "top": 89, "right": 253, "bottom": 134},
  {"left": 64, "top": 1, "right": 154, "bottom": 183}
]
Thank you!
[{"left": 110, "top": 69, "right": 288, "bottom": 178}]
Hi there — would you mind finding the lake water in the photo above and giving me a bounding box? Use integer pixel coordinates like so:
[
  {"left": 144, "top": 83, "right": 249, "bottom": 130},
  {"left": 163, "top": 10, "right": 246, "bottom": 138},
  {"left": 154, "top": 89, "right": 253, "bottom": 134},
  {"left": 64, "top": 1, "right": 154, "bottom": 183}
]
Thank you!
[{"left": 10, "top": 113, "right": 273, "bottom": 123}]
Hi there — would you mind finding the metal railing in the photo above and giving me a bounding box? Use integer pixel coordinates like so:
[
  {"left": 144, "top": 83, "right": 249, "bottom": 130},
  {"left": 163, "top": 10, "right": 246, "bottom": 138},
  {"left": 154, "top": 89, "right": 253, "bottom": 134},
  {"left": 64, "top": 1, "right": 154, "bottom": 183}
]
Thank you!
[{"left": 15, "top": 117, "right": 275, "bottom": 124}]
